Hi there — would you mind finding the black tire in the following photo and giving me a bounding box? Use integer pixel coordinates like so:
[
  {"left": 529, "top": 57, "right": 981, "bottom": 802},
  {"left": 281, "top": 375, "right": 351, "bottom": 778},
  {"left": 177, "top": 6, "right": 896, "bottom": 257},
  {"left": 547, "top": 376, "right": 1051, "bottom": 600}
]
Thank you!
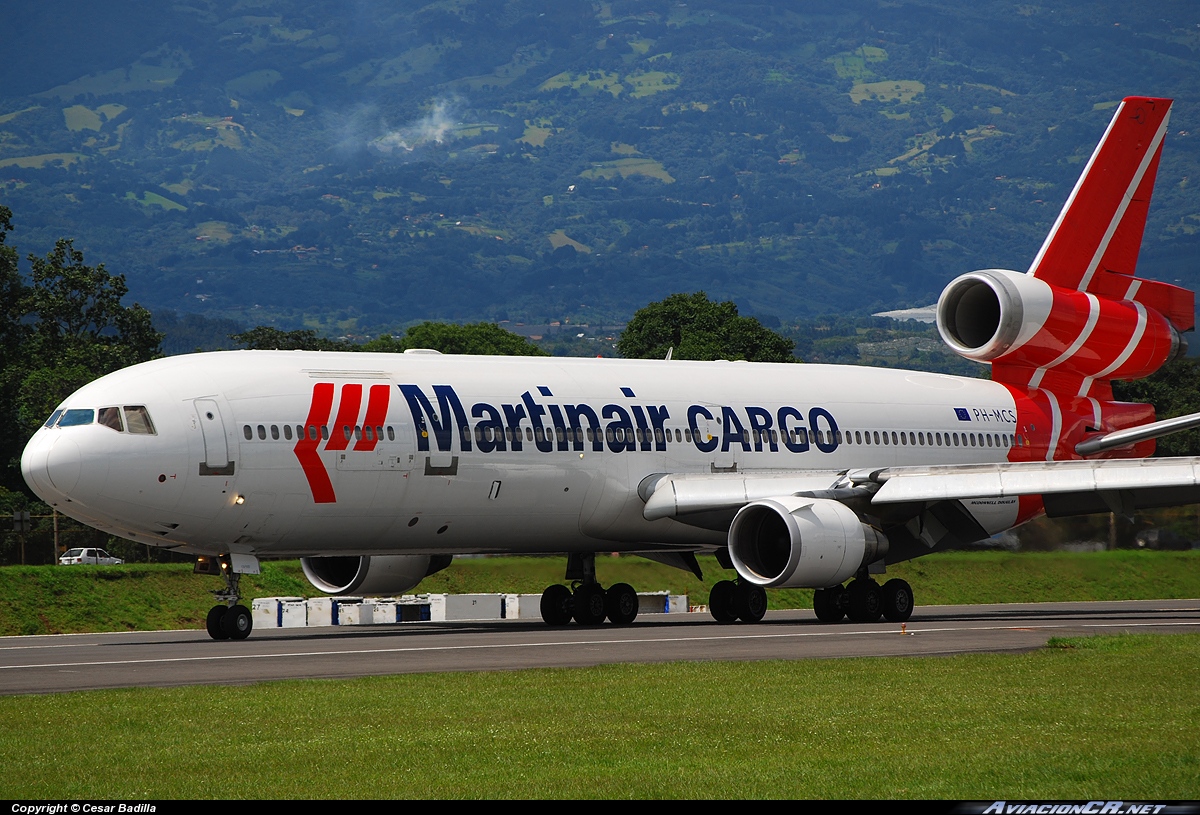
[
  {"left": 605, "top": 583, "right": 639, "bottom": 625},
  {"left": 733, "top": 582, "right": 767, "bottom": 622},
  {"left": 206, "top": 604, "right": 231, "bottom": 640},
  {"left": 222, "top": 604, "right": 253, "bottom": 640},
  {"left": 573, "top": 583, "right": 607, "bottom": 625},
  {"left": 847, "top": 579, "right": 883, "bottom": 623},
  {"left": 813, "top": 586, "right": 846, "bottom": 623},
  {"left": 709, "top": 580, "right": 738, "bottom": 623},
  {"left": 540, "top": 584, "right": 573, "bottom": 626},
  {"left": 882, "top": 578, "right": 914, "bottom": 622}
]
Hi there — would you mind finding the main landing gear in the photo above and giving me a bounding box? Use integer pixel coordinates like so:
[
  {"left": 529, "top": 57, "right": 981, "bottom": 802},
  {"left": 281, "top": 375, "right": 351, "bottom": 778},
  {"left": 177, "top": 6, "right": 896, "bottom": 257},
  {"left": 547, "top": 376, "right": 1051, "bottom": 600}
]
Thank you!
[
  {"left": 539, "top": 553, "right": 640, "bottom": 626},
  {"left": 707, "top": 579, "right": 768, "bottom": 623},
  {"left": 812, "top": 574, "right": 914, "bottom": 624},
  {"left": 204, "top": 565, "right": 253, "bottom": 641}
]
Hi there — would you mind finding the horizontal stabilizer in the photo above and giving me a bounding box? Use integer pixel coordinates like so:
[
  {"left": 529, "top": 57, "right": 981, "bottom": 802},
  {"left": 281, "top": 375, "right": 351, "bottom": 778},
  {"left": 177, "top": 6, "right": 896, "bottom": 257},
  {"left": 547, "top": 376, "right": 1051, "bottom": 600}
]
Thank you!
[{"left": 1075, "top": 410, "right": 1200, "bottom": 456}]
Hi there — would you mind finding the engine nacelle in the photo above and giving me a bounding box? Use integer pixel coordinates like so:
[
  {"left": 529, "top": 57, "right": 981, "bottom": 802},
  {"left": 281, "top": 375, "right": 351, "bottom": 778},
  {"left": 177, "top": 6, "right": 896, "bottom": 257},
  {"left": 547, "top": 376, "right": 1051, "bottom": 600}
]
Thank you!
[
  {"left": 301, "top": 554, "right": 453, "bottom": 596},
  {"left": 937, "top": 268, "right": 1182, "bottom": 384},
  {"left": 727, "top": 497, "right": 887, "bottom": 589}
]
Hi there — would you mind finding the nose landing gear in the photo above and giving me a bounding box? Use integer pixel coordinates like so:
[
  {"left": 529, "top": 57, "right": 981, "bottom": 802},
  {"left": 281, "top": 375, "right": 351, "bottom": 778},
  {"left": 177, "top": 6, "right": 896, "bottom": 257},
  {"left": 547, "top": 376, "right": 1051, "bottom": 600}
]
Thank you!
[{"left": 198, "top": 555, "right": 256, "bottom": 641}]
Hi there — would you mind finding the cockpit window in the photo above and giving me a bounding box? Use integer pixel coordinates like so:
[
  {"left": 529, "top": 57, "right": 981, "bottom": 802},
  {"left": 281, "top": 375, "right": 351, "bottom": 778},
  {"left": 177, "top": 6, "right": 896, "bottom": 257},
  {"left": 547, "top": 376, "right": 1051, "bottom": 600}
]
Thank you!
[
  {"left": 98, "top": 407, "right": 124, "bottom": 432},
  {"left": 124, "top": 406, "right": 155, "bottom": 435},
  {"left": 44, "top": 409, "right": 64, "bottom": 428},
  {"left": 57, "top": 409, "right": 95, "bottom": 427}
]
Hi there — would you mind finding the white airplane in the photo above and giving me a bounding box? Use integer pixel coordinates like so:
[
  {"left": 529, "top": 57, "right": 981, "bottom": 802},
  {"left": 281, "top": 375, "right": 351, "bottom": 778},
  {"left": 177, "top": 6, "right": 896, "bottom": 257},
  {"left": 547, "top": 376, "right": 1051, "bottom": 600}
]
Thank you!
[{"left": 21, "top": 96, "right": 1200, "bottom": 640}]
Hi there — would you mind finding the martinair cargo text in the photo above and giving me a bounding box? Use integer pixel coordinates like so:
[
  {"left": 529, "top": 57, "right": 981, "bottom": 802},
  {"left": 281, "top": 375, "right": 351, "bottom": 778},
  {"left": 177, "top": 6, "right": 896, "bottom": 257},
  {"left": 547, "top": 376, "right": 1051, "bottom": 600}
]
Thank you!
[{"left": 22, "top": 97, "right": 1200, "bottom": 639}]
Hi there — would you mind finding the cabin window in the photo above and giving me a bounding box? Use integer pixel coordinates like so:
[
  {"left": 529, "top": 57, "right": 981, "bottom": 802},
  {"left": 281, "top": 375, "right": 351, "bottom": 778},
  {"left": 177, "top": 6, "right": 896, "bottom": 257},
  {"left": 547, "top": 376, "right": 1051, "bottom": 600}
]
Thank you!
[
  {"left": 321, "top": 426, "right": 329, "bottom": 440},
  {"left": 58, "top": 409, "right": 94, "bottom": 427},
  {"left": 243, "top": 425, "right": 253, "bottom": 440},
  {"left": 354, "top": 426, "right": 363, "bottom": 441},
  {"left": 284, "top": 425, "right": 293, "bottom": 441},
  {"left": 387, "top": 426, "right": 395, "bottom": 441},
  {"left": 98, "top": 407, "right": 123, "bottom": 432},
  {"left": 257, "top": 425, "right": 266, "bottom": 440},
  {"left": 271, "top": 425, "right": 279, "bottom": 440}
]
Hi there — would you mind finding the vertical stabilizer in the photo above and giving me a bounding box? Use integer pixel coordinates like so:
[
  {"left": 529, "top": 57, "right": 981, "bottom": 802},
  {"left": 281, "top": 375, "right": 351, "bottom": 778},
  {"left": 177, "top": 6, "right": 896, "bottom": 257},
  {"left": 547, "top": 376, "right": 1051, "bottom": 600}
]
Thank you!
[{"left": 1027, "top": 97, "right": 1172, "bottom": 293}]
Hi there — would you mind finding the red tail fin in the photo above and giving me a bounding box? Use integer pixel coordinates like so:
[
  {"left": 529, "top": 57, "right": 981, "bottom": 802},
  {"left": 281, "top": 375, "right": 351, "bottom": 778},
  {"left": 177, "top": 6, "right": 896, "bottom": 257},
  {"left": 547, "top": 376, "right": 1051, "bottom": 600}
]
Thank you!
[{"left": 1029, "top": 98, "right": 1168, "bottom": 286}]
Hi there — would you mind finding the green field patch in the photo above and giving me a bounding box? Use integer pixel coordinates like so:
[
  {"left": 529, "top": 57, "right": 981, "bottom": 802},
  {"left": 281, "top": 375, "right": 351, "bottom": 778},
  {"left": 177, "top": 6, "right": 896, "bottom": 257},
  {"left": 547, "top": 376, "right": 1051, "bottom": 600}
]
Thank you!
[
  {"left": 519, "top": 119, "right": 556, "bottom": 147},
  {"left": 610, "top": 142, "right": 640, "bottom": 155},
  {"left": 63, "top": 105, "right": 102, "bottom": 132},
  {"left": 193, "top": 221, "right": 236, "bottom": 242},
  {"left": 1093, "top": 100, "right": 1121, "bottom": 111},
  {"left": 0, "top": 106, "right": 41, "bottom": 124},
  {"left": 162, "top": 180, "right": 194, "bottom": 196},
  {"left": 125, "top": 191, "right": 186, "bottom": 212},
  {"left": 170, "top": 115, "right": 246, "bottom": 151},
  {"left": 452, "top": 123, "right": 500, "bottom": 138},
  {"left": 828, "top": 46, "right": 888, "bottom": 80},
  {"left": 226, "top": 69, "right": 282, "bottom": 95},
  {"left": 538, "top": 70, "right": 623, "bottom": 97},
  {"left": 0, "top": 153, "right": 82, "bottom": 169},
  {"left": 581, "top": 157, "right": 675, "bottom": 183},
  {"left": 965, "top": 82, "right": 1017, "bottom": 97},
  {"left": 283, "top": 107, "right": 305, "bottom": 117},
  {"left": 458, "top": 45, "right": 548, "bottom": 89},
  {"left": 367, "top": 42, "right": 453, "bottom": 87},
  {"left": 37, "top": 55, "right": 187, "bottom": 100},
  {"left": 940, "top": 105, "right": 954, "bottom": 122},
  {"left": 874, "top": 167, "right": 901, "bottom": 176},
  {"left": 661, "top": 101, "right": 708, "bottom": 115},
  {"left": 547, "top": 229, "right": 591, "bottom": 253},
  {"left": 1, "top": 634, "right": 1197, "bottom": 798},
  {"left": 881, "top": 110, "right": 911, "bottom": 120},
  {"left": 628, "top": 38, "right": 654, "bottom": 54},
  {"left": 778, "top": 150, "right": 803, "bottom": 164},
  {"left": 269, "top": 25, "right": 314, "bottom": 42},
  {"left": 827, "top": 134, "right": 852, "bottom": 143},
  {"left": 625, "top": 69, "right": 679, "bottom": 97},
  {"left": 849, "top": 80, "right": 924, "bottom": 104}
]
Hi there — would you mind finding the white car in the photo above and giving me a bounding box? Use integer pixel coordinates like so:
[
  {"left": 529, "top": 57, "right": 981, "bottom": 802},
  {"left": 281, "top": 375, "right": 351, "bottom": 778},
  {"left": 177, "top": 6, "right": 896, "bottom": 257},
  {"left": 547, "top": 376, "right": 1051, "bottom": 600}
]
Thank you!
[{"left": 59, "top": 548, "right": 123, "bottom": 566}]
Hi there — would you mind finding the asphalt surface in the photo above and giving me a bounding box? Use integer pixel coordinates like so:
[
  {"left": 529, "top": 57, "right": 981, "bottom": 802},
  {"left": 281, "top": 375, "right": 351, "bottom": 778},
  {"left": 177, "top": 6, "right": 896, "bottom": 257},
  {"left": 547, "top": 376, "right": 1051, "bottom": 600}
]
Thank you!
[{"left": 1, "top": 599, "right": 1197, "bottom": 695}]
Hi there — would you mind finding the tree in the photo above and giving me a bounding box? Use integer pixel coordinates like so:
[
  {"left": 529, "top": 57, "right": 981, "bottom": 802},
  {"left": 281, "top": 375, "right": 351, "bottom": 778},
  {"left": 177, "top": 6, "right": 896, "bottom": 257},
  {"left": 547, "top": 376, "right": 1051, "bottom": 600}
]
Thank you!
[
  {"left": 0, "top": 213, "right": 164, "bottom": 488},
  {"left": 231, "top": 326, "right": 351, "bottom": 351},
  {"left": 360, "top": 322, "right": 549, "bottom": 356},
  {"left": 13, "top": 239, "right": 162, "bottom": 440},
  {"left": 1114, "top": 357, "right": 1200, "bottom": 457},
  {"left": 617, "top": 292, "right": 796, "bottom": 362}
]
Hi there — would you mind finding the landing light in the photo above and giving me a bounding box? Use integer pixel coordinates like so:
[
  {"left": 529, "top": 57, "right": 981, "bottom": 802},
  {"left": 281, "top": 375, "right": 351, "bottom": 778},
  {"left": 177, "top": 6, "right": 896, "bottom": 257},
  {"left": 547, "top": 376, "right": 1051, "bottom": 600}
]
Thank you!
[{"left": 234, "top": 495, "right": 245, "bottom": 505}]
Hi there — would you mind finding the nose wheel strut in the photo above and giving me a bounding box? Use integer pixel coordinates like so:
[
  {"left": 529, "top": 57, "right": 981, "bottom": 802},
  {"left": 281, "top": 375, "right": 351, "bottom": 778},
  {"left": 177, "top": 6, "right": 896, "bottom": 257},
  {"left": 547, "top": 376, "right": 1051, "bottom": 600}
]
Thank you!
[{"left": 205, "top": 569, "right": 252, "bottom": 641}]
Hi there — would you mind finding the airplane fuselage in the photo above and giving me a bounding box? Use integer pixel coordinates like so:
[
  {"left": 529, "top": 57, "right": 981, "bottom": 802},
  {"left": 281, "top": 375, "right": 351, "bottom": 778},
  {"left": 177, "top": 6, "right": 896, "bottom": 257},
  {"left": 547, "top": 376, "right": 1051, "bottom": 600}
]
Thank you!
[{"left": 22, "top": 350, "right": 1028, "bottom": 559}]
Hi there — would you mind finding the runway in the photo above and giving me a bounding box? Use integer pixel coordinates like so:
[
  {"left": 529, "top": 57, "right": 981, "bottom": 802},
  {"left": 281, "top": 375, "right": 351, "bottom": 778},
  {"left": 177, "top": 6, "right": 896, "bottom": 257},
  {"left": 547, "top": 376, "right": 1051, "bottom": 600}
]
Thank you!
[{"left": 1, "top": 599, "right": 1197, "bottom": 695}]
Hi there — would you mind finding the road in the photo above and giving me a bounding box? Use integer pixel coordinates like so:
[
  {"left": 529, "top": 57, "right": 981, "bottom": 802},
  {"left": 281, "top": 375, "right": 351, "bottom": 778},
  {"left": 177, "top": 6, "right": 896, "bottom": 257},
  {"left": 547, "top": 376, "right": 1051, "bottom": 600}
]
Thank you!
[{"left": 1, "top": 599, "right": 1197, "bottom": 695}]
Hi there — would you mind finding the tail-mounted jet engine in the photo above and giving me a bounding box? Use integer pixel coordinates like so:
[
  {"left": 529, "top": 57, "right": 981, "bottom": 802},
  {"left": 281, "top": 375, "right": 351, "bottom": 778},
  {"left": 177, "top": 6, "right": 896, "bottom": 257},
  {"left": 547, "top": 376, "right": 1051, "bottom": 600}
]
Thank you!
[
  {"left": 936, "top": 268, "right": 1185, "bottom": 392},
  {"left": 727, "top": 497, "right": 888, "bottom": 589},
  {"left": 301, "top": 554, "right": 453, "bottom": 596}
]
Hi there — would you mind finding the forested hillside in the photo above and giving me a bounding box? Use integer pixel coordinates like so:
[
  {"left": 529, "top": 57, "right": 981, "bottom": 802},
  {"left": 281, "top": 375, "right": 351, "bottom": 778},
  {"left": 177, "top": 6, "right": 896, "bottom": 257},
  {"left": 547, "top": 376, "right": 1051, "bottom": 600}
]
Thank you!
[{"left": 1, "top": 0, "right": 1198, "bottom": 333}]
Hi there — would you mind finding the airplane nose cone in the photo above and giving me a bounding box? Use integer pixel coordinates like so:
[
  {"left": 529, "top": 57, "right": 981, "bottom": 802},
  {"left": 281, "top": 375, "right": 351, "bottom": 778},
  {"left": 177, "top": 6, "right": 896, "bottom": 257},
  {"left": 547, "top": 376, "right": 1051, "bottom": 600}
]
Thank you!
[
  {"left": 21, "top": 434, "right": 81, "bottom": 501},
  {"left": 46, "top": 436, "right": 82, "bottom": 493}
]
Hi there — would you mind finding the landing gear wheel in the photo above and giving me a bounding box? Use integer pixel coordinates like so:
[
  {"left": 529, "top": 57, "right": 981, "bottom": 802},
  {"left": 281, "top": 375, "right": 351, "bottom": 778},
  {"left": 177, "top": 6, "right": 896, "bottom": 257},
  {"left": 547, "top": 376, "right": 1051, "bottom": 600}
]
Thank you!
[
  {"left": 222, "top": 604, "right": 253, "bottom": 640},
  {"left": 540, "top": 584, "right": 573, "bottom": 626},
  {"left": 605, "top": 583, "right": 639, "bottom": 625},
  {"left": 573, "top": 583, "right": 607, "bottom": 626},
  {"left": 846, "top": 579, "right": 883, "bottom": 623},
  {"left": 882, "top": 578, "right": 914, "bottom": 622},
  {"left": 733, "top": 582, "right": 768, "bottom": 623},
  {"left": 813, "top": 586, "right": 846, "bottom": 623},
  {"left": 709, "top": 580, "right": 738, "bottom": 623},
  {"left": 206, "top": 604, "right": 231, "bottom": 640}
]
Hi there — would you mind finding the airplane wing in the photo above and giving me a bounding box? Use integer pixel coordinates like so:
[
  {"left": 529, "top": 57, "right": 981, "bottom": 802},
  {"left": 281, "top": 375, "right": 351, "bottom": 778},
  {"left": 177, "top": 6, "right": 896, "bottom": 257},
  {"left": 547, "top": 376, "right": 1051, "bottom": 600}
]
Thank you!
[{"left": 643, "top": 456, "right": 1200, "bottom": 524}]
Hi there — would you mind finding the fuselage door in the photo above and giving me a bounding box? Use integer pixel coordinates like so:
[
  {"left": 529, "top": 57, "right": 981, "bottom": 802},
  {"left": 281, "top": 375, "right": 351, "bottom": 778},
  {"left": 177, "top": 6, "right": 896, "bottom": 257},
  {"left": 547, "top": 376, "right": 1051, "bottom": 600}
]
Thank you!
[{"left": 195, "top": 398, "right": 233, "bottom": 475}]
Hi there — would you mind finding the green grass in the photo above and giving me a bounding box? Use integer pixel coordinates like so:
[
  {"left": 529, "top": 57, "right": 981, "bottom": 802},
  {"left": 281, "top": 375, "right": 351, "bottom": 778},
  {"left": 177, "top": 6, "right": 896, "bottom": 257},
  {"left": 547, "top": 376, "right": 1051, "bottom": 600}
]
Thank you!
[
  {"left": 1, "top": 550, "right": 1197, "bottom": 637},
  {"left": 1, "top": 633, "right": 1197, "bottom": 798}
]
